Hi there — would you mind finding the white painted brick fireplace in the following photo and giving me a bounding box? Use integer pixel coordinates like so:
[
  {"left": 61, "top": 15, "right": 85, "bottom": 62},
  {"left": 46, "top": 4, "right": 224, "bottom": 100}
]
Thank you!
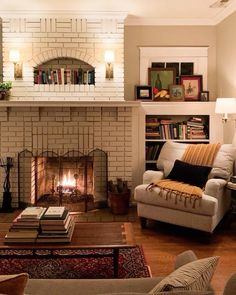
[
  {"left": 2, "top": 11, "right": 125, "bottom": 101},
  {"left": 0, "top": 11, "right": 141, "bottom": 208}
]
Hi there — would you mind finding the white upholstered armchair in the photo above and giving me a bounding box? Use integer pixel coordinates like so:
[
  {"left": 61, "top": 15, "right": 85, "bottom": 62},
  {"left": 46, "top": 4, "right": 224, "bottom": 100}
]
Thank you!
[{"left": 134, "top": 141, "right": 236, "bottom": 233}]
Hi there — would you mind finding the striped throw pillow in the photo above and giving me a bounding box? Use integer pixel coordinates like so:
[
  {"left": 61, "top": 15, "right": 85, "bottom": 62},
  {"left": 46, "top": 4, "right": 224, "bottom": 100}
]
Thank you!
[{"left": 149, "top": 256, "right": 219, "bottom": 294}]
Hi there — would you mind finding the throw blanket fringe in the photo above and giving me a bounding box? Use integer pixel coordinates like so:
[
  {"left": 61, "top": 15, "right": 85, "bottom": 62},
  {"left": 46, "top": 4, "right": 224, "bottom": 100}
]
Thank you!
[
  {"left": 146, "top": 179, "right": 203, "bottom": 208},
  {"left": 147, "top": 143, "right": 221, "bottom": 208}
]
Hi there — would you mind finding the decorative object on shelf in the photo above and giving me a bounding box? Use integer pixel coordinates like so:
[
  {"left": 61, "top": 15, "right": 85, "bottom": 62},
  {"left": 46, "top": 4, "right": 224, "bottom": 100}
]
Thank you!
[
  {"left": 135, "top": 85, "right": 152, "bottom": 100},
  {"left": 200, "top": 91, "right": 209, "bottom": 101},
  {"left": 104, "top": 50, "right": 114, "bottom": 80},
  {"left": 0, "top": 81, "right": 12, "bottom": 100},
  {"left": 108, "top": 178, "right": 130, "bottom": 215},
  {"left": 0, "top": 157, "right": 13, "bottom": 212},
  {"left": 9, "top": 49, "right": 23, "bottom": 79},
  {"left": 148, "top": 67, "right": 176, "bottom": 91},
  {"left": 215, "top": 97, "right": 236, "bottom": 123},
  {"left": 169, "top": 85, "right": 185, "bottom": 101},
  {"left": 180, "top": 75, "right": 203, "bottom": 101}
]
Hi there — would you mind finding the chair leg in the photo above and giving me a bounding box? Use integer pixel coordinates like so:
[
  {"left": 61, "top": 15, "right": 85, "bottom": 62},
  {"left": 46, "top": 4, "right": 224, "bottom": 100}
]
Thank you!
[{"left": 140, "top": 217, "right": 147, "bottom": 228}]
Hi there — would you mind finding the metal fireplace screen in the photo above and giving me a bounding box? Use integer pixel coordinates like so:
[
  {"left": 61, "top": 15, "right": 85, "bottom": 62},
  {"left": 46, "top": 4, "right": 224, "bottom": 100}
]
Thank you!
[{"left": 18, "top": 149, "right": 108, "bottom": 211}]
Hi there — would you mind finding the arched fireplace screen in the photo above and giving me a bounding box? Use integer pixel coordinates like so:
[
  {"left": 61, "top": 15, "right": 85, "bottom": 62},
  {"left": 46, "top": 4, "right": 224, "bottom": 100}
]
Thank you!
[{"left": 18, "top": 149, "right": 108, "bottom": 212}]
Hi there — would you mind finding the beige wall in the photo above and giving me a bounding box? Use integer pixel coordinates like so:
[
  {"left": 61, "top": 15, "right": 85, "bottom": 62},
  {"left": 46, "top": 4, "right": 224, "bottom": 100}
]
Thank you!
[
  {"left": 216, "top": 12, "right": 236, "bottom": 143},
  {"left": 216, "top": 12, "right": 236, "bottom": 98},
  {"left": 124, "top": 26, "right": 217, "bottom": 100}
]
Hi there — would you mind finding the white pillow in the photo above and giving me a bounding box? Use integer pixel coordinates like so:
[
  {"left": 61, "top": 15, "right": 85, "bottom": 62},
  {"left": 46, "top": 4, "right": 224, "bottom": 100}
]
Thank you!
[
  {"left": 209, "top": 144, "right": 236, "bottom": 180},
  {"left": 156, "top": 141, "right": 187, "bottom": 177}
]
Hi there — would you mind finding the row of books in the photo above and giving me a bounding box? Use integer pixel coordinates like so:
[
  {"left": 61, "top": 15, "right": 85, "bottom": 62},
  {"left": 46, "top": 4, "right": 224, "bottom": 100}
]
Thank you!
[
  {"left": 146, "top": 144, "right": 160, "bottom": 161},
  {"left": 34, "top": 68, "right": 95, "bottom": 85},
  {"left": 4, "top": 206, "right": 75, "bottom": 244},
  {"left": 146, "top": 116, "right": 208, "bottom": 140}
]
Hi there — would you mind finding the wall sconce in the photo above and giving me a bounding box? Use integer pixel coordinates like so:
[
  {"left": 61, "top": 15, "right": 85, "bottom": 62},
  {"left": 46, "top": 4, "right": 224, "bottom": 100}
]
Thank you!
[
  {"left": 9, "top": 49, "right": 23, "bottom": 79},
  {"left": 215, "top": 97, "right": 236, "bottom": 123},
  {"left": 104, "top": 50, "right": 114, "bottom": 80}
]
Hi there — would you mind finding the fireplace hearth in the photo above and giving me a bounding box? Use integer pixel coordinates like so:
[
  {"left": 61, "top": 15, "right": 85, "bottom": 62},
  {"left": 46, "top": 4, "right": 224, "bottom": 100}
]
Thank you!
[{"left": 18, "top": 149, "right": 108, "bottom": 212}]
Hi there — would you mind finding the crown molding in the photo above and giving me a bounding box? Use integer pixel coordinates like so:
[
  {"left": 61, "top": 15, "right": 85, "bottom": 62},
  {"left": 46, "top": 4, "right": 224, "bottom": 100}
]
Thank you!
[
  {"left": 212, "top": 1, "right": 236, "bottom": 24},
  {"left": 0, "top": 10, "right": 128, "bottom": 20},
  {"left": 125, "top": 16, "right": 215, "bottom": 26}
]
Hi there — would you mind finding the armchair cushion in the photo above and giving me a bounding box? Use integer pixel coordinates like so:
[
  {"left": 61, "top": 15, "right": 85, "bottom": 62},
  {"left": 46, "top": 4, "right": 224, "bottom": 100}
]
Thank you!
[
  {"left": 167, "top": 160, "right": 212, "bottom": 188},
  {"left": 134, "top": 184, "right": 217, "bottom": 216}
]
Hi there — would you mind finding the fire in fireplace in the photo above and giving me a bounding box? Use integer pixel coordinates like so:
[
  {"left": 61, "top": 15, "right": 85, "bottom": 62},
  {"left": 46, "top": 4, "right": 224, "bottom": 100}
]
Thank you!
[{"left": 18, "top": 149, "right": 108, "bottom": 212}]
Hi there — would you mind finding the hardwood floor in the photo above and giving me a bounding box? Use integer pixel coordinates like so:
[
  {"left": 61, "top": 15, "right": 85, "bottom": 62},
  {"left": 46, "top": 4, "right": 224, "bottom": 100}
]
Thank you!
[
  {"left": 0, "top": 208, "right": 235, "bottom": 294},
  {"left": 133, "top": 219, "right": 236, "bottom": 295}
]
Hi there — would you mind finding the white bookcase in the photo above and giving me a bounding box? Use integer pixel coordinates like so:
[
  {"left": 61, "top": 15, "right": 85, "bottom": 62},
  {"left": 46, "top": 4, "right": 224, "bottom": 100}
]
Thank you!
[{"left": 133, "top": 101, "right": 223, "bottom": 186}]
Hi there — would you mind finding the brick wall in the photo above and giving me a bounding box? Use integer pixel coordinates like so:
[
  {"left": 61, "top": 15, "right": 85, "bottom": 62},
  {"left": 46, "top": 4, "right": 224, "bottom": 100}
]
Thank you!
[
  {"left": 2, "top": 14, "right": 125, "bottom": 101},
  {"left": 0, "top": 106, "right": 132, "bottom": 207}
]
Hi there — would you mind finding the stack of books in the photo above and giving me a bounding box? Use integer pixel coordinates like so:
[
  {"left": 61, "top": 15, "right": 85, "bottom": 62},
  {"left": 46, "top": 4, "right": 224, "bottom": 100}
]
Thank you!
[
  {"left": 186, "top": 117, "right": 208, "bottom": 140},
  {"left": 5, "top": 207, "right": 46, "bottom": 243},
  {"left": 37, "top": 206, "right": 75, "bottom": 243}
]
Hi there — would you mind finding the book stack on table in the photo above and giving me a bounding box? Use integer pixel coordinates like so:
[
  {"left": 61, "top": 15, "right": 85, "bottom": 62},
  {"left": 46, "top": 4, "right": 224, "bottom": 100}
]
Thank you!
[
  {"left": 4, "top": 207, "right": 46, "bottom": 243},
  {"left": 37, "top": 206, "right": 75, "bottom": 243}
]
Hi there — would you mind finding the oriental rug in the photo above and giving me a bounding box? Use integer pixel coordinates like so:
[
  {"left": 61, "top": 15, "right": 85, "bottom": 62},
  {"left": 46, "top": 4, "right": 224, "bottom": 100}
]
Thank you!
[{"left": 0, "top": 246, "right": 151, "bottom": 279}]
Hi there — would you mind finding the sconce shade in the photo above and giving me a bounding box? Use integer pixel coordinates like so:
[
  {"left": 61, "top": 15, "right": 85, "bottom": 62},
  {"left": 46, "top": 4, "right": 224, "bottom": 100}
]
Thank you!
[
  {"left": 9, "top": 50, "right": 20, "bottom": 63},
  {"left": 104, "top": 50, "right": 114, "bottom": 79},
  {"left": 104, "top": 50, "right": 114, "bottom": 63},
  {"left": 9, "top": 49, "right": 23, "bottom": 79}
]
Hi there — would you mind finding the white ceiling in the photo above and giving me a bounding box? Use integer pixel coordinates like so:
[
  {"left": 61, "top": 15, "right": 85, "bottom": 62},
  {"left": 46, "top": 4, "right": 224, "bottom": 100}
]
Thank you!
[{"left": 0, "top": 0, "right": 236, "bottom": 25}]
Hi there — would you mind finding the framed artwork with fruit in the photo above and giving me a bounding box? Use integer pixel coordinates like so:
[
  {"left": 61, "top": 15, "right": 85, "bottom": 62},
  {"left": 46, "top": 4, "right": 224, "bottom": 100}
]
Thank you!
[{"left": 148, "top": 68, "right": 176, "bottom": 101}]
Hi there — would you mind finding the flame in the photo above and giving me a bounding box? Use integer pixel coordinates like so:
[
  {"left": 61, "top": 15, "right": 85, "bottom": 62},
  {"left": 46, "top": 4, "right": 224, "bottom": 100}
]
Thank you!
[{"left": 60, "top": 170, "right": 76, "bottom": 187}]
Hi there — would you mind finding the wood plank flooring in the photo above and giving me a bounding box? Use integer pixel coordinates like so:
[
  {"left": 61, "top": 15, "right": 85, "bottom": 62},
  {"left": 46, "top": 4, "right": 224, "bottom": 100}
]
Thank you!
[{"left": 0, "top": 208, "right": 235, "bottom": 295}]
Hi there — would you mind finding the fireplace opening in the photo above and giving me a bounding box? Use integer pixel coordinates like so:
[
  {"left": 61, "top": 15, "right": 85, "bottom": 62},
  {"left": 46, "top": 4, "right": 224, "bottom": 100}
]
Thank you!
[{"left": 18, "top": 149, "right": 108, "bottom": 212}]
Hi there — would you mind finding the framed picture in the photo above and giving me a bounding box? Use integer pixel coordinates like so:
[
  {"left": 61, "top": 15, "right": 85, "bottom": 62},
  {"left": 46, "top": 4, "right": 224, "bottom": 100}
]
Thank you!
[
  {"left": 179, "top": 75, "right": 203, "bottom": 101},
  {"left": 200, "top": 91, "right": 209, "bottom": 101},
  {"left": 169, "top": 85, "right": 185, "bottom": 101},
  {"left": 148, "top": 68, "right": 176, "bottom": 91},
  {"left": 135, "top": 85, "right": 152, "bottom": 100}
]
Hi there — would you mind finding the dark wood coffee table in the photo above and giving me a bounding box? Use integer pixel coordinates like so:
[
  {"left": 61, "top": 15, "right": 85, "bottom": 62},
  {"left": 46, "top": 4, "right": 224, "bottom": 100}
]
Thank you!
[{"left": 0, "top": 222, "right": 135, "bottom": 278}]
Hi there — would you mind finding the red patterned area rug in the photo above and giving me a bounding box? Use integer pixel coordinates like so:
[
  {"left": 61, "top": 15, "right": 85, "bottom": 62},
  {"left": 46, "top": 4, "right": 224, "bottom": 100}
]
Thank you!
[{"left": 0, "top": 246, "right": 151, "bottom": 279}]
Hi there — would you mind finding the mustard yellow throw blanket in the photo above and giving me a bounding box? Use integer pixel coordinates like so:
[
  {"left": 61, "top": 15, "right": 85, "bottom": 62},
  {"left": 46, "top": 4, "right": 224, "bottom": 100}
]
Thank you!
[{"left": 146, "top": 143, "right": 221, "bottom": 207}]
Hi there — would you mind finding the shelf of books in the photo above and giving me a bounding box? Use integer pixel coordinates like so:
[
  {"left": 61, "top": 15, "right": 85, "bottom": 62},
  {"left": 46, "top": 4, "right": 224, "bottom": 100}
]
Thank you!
[
  {"left": 34, "top": 67, "right": 95, "bottom": 85},
  {"left": 4, "top": 206, "right": 75, "bottom": 244},
  {"left": 145, "top": 114, "right": 210, "bottom": 170}
]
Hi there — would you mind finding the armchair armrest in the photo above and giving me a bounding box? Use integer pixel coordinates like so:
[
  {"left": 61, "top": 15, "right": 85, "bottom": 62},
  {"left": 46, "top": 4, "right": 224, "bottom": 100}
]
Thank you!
[
  {"left": 204, "top": 178, "right": 227, "bottom": 198},
  {"left": 143, "top": 170, "right": 164, "bottom": 184}
]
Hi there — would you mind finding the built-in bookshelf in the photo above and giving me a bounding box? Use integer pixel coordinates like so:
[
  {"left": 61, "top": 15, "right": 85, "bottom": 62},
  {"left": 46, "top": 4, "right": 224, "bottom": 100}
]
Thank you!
[
  {"left": 145, "top": 114, "right": 210, "bottom": 170},
  {"left": 136, "top": 102, "right": 223, "bottom": 176},
  {"left": 33, "top": 57, "right": 95, "bottom": 85}
]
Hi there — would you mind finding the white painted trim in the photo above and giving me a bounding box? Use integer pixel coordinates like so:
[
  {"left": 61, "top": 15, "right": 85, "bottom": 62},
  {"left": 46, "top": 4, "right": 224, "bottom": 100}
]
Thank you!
[
  {"left": 0, "top": 100, "right": 140, "bottom": 108},
  {"left": 139, "top": 46, "right": 208, "bottom": 90},
  {"left": 0, "top": 10, "right": 128, "bottom": 20},
  {"left": 125, "top": 17, "right": 215, "bottom": 26}
]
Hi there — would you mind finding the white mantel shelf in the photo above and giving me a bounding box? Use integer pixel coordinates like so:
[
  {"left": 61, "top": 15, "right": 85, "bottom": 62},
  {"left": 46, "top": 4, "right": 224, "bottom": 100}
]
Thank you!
[{"left": 0, "top": 100, "right": 141, "bottom": 108}]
